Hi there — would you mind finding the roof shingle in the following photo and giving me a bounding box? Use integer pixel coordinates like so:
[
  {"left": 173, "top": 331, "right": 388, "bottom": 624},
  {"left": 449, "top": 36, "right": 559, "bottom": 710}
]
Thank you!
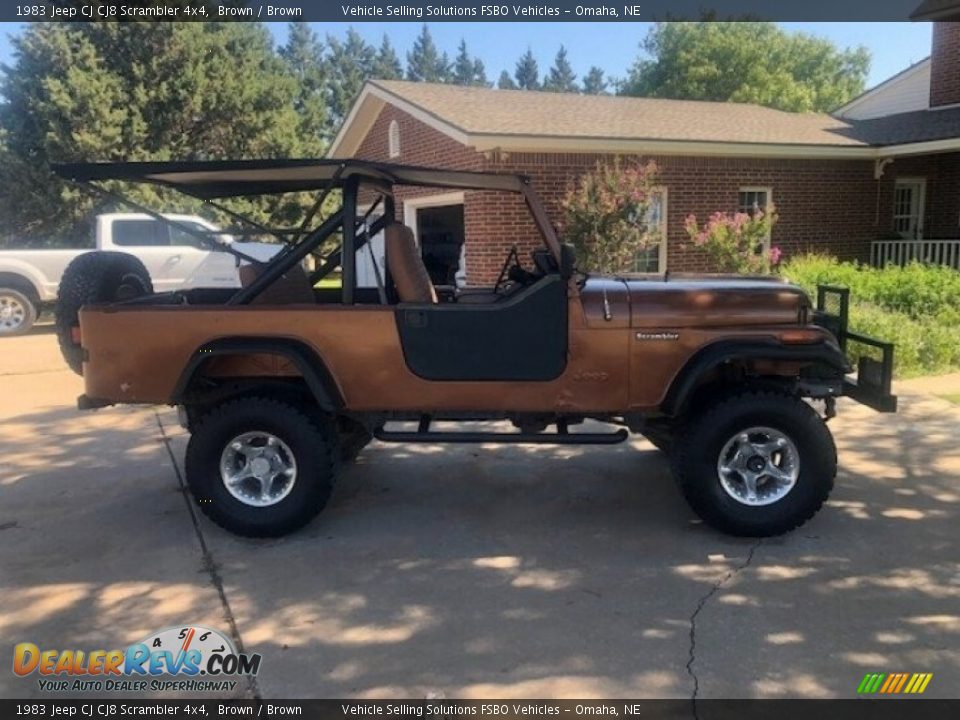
[{"left": 368, "top": 80, "right": 960, "bottom": 149}]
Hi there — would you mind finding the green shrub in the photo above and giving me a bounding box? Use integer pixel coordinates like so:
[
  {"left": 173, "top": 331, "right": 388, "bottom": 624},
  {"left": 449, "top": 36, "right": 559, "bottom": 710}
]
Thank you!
[{"left": 780, "top": 254, "right": 960, "bottom": 378}]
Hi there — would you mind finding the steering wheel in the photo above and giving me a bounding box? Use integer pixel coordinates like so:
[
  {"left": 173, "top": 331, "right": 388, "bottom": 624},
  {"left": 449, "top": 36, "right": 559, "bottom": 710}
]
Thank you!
[{"left": 494, "top": 245, "right": 522, "bottom": 294}]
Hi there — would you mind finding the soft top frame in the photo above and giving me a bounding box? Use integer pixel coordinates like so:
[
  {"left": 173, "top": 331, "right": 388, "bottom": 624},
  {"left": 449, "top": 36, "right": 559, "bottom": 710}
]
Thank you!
[{"left": 51, "top": 159, "right": 562, "bottom": 305}]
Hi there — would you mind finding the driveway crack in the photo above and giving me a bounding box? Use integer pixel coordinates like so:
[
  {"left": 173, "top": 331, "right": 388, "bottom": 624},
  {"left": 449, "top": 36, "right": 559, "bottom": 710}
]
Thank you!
[
  {"left": 155, "top": 411, "right": 262, "bottom": 700},
  {"left": 687, "top": 538, "right": 762, "bottom": 719}
]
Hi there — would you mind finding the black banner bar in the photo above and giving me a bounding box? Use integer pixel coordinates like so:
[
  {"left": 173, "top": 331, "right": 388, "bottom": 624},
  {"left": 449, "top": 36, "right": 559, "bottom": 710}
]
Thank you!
[
  {"left": 1, "top": 700, "right": 958, "bottom": 720},
  {"left": 5, "top": 0, "right": 954, "bottom": 23}
]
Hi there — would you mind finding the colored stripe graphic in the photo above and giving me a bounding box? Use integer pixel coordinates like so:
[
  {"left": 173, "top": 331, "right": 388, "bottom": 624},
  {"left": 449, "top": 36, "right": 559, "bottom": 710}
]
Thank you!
[{"left": 858, "top": 672, "right": 932, "bottom": 694}]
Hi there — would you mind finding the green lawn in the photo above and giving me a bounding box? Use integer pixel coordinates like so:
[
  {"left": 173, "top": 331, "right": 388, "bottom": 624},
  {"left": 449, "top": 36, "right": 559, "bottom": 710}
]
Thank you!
[{"left": 940, "top": 393, "right": 960, "bottom": 406}]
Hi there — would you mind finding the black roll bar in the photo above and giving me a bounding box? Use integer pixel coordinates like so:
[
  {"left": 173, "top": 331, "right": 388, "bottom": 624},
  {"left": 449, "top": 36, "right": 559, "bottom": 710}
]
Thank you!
[{"left": 227, "top": 209, "right": 345, "bottom": 306}]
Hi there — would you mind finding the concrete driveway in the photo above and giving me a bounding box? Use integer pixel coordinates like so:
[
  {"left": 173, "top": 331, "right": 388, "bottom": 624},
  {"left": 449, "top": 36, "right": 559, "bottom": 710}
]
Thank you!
[{"left": 1, "top": 329, "right": 958, "bottom": 700}]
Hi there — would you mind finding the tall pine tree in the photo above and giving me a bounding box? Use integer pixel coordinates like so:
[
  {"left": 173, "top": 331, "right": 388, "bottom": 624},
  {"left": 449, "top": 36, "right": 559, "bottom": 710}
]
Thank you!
[
  {"left": 582, "top": 66, "right": 609, "bottom": 94},
  {"left": 514, "top": 48, "right": 540, "bottom": 90},
  {"left": 406, "top": 25, "right": 451, "bottom": 83},
  {"left": 279, "top": 23, "right": 328, "bottom": 142},
  {"left": 371, "top": 35, "right": 403, "bottom": 80},
  {"left": 452, "top": 39, "right": 489, "bottom": 86},
  {"left": 543, "top": 46, "right": 577, "bottom": 92},
  {"left": 497, "top": 70, "right": 517, "bottom": 90},
  {"left": 325, "top": 28, "right": 375, "bottom": 126},
  {"left": 473, "top": 58, "right": 490, "bottom": 87}
]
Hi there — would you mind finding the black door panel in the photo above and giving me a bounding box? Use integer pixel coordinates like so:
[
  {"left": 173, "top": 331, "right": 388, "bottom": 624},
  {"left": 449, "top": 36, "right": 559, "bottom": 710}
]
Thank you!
[{"left": 395, "top": 276, "right": 568, "bottom": 381}]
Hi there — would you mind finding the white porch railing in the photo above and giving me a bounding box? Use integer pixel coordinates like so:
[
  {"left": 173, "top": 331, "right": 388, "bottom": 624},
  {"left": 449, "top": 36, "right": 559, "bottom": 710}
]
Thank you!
[{"left": 871, "top": 239, "right": 960, "bottom": 270}]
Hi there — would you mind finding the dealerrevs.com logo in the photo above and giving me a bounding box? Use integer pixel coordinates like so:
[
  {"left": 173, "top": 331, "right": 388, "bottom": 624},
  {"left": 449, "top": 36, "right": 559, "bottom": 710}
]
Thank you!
[{"left": 13, "top": 625, "right": 261, "bottom": 693}]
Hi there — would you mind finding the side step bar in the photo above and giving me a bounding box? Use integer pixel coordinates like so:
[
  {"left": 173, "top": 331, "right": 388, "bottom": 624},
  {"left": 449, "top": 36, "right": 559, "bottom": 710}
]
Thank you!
[{"left": 374, "top": 419, "right": 628, "bottom": 446}]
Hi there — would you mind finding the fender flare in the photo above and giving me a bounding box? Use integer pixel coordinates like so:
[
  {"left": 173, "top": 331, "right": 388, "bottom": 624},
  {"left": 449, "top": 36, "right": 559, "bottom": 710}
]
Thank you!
[
  {"left": 661, "top": 338, "right": 848, "bottom": 417},
  {"left": 0, "top": 269, "right": 44, "bottom": 302},
  {"left": 171, "top": 337, "right": 344, "bottom": 411}
]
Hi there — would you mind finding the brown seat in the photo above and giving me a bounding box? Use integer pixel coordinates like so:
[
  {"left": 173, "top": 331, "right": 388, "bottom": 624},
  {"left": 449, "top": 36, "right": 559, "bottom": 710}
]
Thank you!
[
  {"left": 385, "top": 223, "right": 437, "bottom": 304},
  {"left": 238, "top": 263, "right": 315, "bottom": 305}
]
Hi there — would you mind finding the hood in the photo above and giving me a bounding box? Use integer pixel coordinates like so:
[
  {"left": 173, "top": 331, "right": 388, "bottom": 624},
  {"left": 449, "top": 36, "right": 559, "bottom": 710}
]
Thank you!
[{"left": 580, "top": 275, "right": 810, "bottom": 329}]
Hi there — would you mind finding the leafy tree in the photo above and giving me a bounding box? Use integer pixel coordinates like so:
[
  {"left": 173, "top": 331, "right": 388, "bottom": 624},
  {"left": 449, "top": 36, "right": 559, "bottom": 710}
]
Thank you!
[
  {"left": 684, "top": 209, "right": 781, "bottom": 274},
  {"left": 622, "top": 22, "right": 869, "bottom": 112},
  {"left": 514, "top": 48, "right": 540, "bottom": 90},
  {"left": 280, "top": 23, "right": 328, "bottom": 143},
  {"left": 371, "top": 35, "right": 403, "bottom": 80},
  {"left": 325, "top": 28, "right": 375, "bottom": 127},
  {"left": 582, "top": 66, "right": 609, "bottom": 95},
  {"left": 0, "top": 23, "right": 320, "bottom": 245},
  {"left": 497, "top": 70, "right": 517, "bottom": 90},
  {"left": 543, "top": 46, "right": 578, "bottom": 93},
  {"left": 452, "top": 39, "right": 489, "bottom": 86},
  {"left": 406, "top": 25, "right": 451, "bottom": 83},
  {"left": 560, "top": 158, "right": 661, "bottom": 274}
]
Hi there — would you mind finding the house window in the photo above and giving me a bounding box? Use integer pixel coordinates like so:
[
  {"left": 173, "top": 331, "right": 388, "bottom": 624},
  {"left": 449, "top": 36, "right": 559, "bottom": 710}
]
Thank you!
[
  {"left": 388, "top": 120, "right": 400, "bottom": 158},
  {"left": 738, "top": 186, "right": 773, "bottom": 252},
  {"left": 634, "top": 188, "right": 667, "bottom": 273}
]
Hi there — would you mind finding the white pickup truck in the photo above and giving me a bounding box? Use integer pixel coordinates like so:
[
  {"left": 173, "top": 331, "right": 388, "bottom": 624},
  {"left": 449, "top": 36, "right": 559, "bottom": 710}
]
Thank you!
[{"left": 0, "top": 213, "right": 280, "bottom": 335}]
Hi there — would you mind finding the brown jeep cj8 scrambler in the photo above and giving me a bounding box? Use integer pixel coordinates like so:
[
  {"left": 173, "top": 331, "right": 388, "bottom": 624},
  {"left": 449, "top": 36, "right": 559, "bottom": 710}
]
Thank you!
[{"left": 52, "top": 160, "right": 896, "bottom": 538}]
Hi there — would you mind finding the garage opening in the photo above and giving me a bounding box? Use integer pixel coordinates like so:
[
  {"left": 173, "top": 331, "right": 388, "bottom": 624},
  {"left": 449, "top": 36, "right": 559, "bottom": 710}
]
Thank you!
[{"left": 413, "top": 202, "right": 465, "bottom": 287}]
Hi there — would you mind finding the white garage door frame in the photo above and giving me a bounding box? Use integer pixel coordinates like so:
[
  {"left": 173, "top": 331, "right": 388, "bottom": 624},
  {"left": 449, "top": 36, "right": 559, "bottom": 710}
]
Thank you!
[{"left": 403, "top": 191, "right": 466, "bottom": 286}]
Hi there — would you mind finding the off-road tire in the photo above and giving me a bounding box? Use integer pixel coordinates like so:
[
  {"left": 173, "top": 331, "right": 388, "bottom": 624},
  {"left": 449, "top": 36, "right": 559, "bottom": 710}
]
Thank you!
[
  {"left": 0, "top": 287, "right": 38, "bottom": 336},
  {"left": 337, "top": 417, "right": 373, "bottom": 462},
  {"left": 671, "top": 391, "right": 836, "bottom": 537},
  {"left": 185, "top": 397, "right": 338, "bottom": 537},
  {"left": 55, "top": 252, "right": 152, "bottom": 374}
]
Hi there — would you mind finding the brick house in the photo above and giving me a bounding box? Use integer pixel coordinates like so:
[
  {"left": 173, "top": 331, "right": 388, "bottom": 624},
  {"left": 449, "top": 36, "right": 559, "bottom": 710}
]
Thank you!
[{"left": 330, "top": 22, "right": 960, "bottom": 285}]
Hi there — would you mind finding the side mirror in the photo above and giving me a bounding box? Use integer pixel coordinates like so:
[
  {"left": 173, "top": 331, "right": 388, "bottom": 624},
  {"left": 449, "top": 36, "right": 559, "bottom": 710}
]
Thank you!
[{"left": 559, "top": 243, "right": 577, "bottom": 279}]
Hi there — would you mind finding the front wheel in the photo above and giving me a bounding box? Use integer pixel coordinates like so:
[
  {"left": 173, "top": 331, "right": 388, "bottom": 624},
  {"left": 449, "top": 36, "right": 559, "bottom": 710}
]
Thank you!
[
  {"left": 671, "top": 391, "right": 836, "bottom": 537},
  {"left": 185, "top": 397, "right": 339, "bottom": 537}
]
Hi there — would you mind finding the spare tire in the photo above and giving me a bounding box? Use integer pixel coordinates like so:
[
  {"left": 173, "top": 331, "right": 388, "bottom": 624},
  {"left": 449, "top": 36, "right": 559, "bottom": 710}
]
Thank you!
[{"left": 55, "top": 252, "right": 153, "bottom": 375}]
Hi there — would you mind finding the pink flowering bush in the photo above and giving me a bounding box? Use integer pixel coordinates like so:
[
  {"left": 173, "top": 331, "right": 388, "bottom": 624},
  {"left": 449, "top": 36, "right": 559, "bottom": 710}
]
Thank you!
[
  {"left": 560, "top": 158, "right": 661, "bottom": 274},
  {"left": 684, "top": 207, "right": 781, "bottom": 274}
]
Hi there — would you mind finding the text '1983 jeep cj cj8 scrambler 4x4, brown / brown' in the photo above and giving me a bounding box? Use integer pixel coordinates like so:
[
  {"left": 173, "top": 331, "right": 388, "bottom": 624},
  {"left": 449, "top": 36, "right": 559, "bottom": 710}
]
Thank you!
[{"left": 52, "top": 160, "right": 897, "bottom": 538}]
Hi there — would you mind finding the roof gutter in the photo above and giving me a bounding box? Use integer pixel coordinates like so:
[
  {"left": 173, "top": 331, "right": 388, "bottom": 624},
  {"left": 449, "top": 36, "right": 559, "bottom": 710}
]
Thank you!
[
  {"left": 470, "top": 135, "right": 878, "bottom": 160},
  {"left": 880, "top": 136, "right": 960, "bottom": 157}
]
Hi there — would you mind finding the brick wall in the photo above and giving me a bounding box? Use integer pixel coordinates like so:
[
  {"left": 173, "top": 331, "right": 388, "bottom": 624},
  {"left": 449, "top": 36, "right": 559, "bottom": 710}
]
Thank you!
[
  {"left": 930, "top": 22, "right": 960, "bottom": 108},
  {"left": 353, "top": 103, "right": 955, "bottom": 285},
  {"left": 485, "top": 152, "right": 880, "bottom": 277}
]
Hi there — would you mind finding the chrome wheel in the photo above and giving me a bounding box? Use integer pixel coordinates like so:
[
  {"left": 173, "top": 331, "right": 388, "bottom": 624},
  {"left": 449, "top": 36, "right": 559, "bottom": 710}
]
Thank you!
[
  {"left": 219, "top": 431, "right": 298, "bottom": 508},
  {"left": 716, "top": 426, "right": 800, "bottom": 507},
  {"left": 0, "top": 293, "right": 27, "bottom": 333}
]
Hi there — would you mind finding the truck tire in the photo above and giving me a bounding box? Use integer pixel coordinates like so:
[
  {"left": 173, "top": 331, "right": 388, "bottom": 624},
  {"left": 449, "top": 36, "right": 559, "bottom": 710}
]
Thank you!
[
  {"left": 55, "top": 252, "right": 152, "bottom": 374},
  {"left": 671, "top": 391, "right": 836, "bottom": 537},
  {"left": 185, "top": 396, "right": 339, "bottom": 537},
  {"left": 0, "top": 287, "right": 38, "bottom": 336}
]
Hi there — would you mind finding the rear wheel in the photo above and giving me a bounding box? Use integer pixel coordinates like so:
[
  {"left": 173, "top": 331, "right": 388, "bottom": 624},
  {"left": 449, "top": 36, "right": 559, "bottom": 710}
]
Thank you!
[
  {"left": 671, "top": 391, "right": 836, "bottom": 537},
  {"left": 0, "top": 288, "right": 37, "bottom": 336},
  {"left": 55, "top": 252, "right": 152, "bottom": 374},
  {"left": 185, "top": 397, "right": 339, "bottom": 537}
]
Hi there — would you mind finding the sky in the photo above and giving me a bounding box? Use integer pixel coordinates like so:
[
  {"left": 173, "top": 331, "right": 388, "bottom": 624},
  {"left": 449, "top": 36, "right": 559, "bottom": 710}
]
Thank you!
[{"left": 0, "top": 22, "right": 934, "bottom": 91}]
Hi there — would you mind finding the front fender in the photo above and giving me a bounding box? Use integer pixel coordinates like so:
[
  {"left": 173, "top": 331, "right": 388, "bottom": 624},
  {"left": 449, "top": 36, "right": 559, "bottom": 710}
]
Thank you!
[{"left": 661, "top": 337, "right": 848, "bottom": 417}]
